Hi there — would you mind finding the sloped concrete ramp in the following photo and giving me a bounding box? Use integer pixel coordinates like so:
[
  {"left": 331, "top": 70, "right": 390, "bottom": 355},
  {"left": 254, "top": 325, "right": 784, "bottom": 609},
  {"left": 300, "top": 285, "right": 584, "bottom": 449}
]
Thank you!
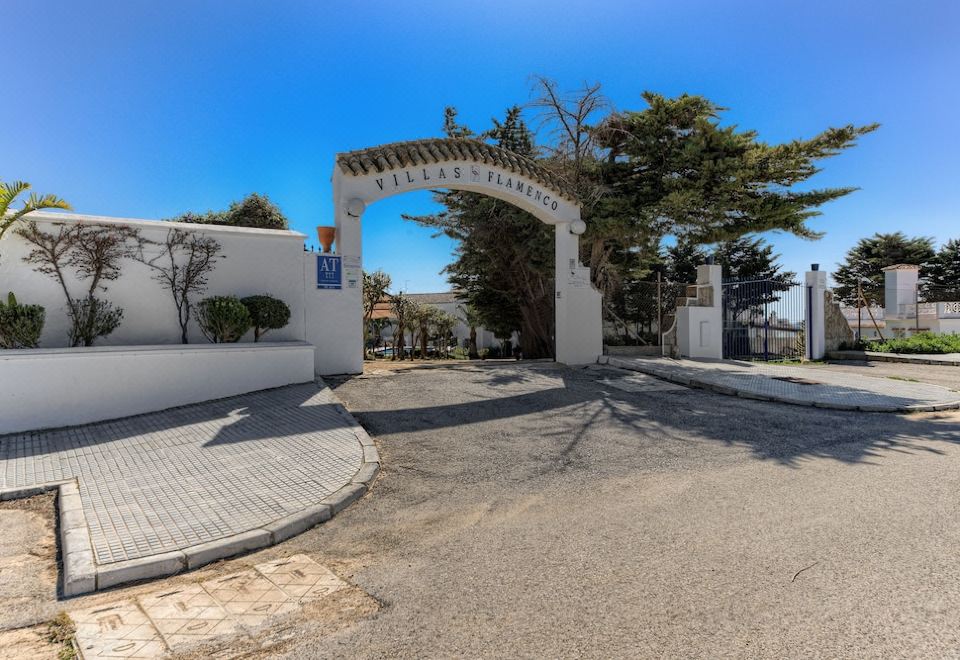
[{"left": 599, "top": 356, "right": 960, "bottom": 413}]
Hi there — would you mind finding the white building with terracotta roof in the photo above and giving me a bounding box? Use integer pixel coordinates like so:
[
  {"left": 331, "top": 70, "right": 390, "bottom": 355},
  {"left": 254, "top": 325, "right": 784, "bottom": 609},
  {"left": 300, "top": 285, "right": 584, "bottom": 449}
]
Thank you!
[{"left": 370, "top": 292, "right": 518, "bottom": 353}]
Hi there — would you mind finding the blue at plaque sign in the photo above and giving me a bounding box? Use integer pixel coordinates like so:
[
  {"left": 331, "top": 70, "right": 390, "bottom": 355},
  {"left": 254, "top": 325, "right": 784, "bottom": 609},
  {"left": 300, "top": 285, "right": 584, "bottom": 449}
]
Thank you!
[{"left": 317, "top": 255, "right": 342, "bottom": 289}]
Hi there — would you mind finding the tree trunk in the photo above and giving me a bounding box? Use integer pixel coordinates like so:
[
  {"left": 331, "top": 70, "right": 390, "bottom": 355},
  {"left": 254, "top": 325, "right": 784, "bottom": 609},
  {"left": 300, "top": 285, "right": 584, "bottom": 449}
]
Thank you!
[
  {"left": 519, "top": 299, "right": 553, "bottom": 358},
  {"left": 395, "top": 328, "right": 405, "bottom": 361},
  {"left": 468, "top": 327, "right": 478, "bottom": 359}
]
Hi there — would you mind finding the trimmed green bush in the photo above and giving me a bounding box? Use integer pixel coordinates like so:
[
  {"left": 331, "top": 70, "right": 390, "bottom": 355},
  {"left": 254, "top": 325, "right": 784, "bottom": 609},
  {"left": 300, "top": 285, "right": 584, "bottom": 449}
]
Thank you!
[
  {"left": 67, "top": 297, "right": 123, "bottom": 347},
  {"left": 870, "top": 331, "right": 960, "bottom": 355},
  {"left": 241, "top": 295, "right": 290, "bottom": 342},
  {"left": 0, "top": 292, "right": 45, "bottom": 349},
  {"left": 197, "top": 296, "right": 252, "bottom": 343}
]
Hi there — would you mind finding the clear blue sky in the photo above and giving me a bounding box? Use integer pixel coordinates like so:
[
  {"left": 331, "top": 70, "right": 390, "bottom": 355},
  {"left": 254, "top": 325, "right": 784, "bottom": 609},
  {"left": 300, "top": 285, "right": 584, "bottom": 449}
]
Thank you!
[{"left": 4, "top": 0, "right": 957, "bottom": 291}]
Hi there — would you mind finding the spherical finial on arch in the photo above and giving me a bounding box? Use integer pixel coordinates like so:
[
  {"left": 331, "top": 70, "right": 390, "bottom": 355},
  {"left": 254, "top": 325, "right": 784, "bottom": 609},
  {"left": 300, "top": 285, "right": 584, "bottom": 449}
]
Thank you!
[
  {"left": 345, "top": 198, "right": 366, "bottom": 218},
  {"left": 570, "top": 219, "right": 586, "bottom": 235}
]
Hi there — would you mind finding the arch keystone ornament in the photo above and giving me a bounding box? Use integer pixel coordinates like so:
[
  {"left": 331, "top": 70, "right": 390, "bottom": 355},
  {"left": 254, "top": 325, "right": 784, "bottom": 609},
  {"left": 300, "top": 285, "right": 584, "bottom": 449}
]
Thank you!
[{"left": 312, "top": 138, "right": 602, "bottom": 374}]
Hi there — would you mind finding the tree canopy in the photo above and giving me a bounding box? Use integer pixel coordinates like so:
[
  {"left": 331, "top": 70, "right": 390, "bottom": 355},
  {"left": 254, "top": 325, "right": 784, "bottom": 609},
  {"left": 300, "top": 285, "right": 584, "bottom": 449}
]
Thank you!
[
  {"left": 406, "top": 106, "right": 555, "bottom": 357},
  {"left": 172, "top": 193, "right": 289, "bottom": 230},
  {"left": 833, "top": 232, "right": 936, "bottom": 305},
  {"left": 928, "top": 238, "right": 960, "bottom": 298},
  {"left": 400, "top": 79, "right": 876, "bottom": 356}
]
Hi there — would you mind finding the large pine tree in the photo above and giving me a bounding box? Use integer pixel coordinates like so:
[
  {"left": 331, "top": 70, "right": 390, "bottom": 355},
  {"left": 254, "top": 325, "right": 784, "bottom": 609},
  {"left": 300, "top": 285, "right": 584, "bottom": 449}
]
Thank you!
[
  {"left": 832, "top": 232, "right": 936, "bottom": 305},
  {"left": 404, "top": 83, "right": 876, "bottom": 356},
  {"left": 406, "top": 107, "right": 556, "bottom": 358},
  {"left": 927, "top": 238, "right": 960, "bottom": 300},
  {"left": 592, "top": 93, "right": 877, "bottom": 249}
]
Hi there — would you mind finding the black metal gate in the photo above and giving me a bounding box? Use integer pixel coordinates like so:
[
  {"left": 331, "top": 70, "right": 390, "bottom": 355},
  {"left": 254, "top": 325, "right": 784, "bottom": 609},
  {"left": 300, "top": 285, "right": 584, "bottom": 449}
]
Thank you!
[{"left": 722, "top": 278, "right": 810, "bottom": 361}]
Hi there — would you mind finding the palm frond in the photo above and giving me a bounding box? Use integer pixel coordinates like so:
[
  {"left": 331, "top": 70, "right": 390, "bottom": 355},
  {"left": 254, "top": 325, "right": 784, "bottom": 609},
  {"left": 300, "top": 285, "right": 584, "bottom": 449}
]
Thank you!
[
  {"left": 0, "top": 180, "right": 31, "bottom": 217},
  {"left": 0, "top": 183, "right": 72, "bottom": 242},
  {"left": 25, "top": 192, "right": 72, "bottom": 212}
]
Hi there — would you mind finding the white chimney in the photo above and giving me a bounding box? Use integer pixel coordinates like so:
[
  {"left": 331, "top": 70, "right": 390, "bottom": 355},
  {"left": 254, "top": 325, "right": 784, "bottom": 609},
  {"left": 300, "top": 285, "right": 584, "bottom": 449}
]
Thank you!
[{"left": 882, "top": 264, "right": 920, "bottom": 319}]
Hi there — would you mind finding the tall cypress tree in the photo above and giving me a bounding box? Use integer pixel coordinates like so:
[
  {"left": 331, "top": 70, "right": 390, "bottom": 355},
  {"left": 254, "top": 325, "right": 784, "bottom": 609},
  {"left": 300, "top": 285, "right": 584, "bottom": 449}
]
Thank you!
[
  {"left": 833, "top": 232, "right": 936, "bottom": 305},
  {"left": 594, "top": 93, "right": 878, "bottom": 247},
  {"left": 928, "top": 238, "right": 960, "bottom": 299},
  {"left": 406, "top": 107, "right": 556, "bottom": 358}
]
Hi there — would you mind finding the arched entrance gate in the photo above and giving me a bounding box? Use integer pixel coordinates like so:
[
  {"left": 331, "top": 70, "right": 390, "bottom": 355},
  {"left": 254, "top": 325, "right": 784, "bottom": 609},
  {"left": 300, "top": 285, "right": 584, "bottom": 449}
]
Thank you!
[{"left": 307, "top": 138, "right": 601, "bottom": 375}]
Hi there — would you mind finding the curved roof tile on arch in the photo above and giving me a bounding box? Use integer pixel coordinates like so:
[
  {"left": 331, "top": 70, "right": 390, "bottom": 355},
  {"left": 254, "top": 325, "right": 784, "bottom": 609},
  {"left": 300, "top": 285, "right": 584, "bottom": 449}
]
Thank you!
[{"left": 335, "top": 138, "right": 579, "bottom": 202}]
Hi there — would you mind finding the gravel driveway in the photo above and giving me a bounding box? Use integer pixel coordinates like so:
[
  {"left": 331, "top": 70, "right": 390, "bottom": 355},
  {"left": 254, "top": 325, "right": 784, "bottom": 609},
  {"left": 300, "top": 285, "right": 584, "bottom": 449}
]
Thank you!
[{"left": 244, "top": 362, "right": 960, "bottom": 657}]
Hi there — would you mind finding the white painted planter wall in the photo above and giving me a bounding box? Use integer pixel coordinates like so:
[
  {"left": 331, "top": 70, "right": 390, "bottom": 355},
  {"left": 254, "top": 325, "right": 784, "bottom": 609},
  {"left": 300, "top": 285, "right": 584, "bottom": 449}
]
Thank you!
[
  {"left": 0, "top": 212, "right": 308, "bottom": 348},
  {"left": 0, "top": 342, "right": 315, "bottom": 435}
]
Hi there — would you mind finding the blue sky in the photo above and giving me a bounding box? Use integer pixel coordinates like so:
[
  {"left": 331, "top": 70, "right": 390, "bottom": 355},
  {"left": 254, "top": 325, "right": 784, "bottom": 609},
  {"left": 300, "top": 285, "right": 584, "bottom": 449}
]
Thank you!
[{"left": 4, "top": 0, "right": 957, "bottom": 291}]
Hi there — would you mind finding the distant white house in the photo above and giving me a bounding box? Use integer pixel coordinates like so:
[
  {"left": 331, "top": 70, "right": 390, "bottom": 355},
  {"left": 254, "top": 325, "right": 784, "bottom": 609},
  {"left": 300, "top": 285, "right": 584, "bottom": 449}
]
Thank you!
[
  {"left": 840, "top": 306, "right": 886, "bottom": 341},
  {"left": 838, "top": 264, "right": 960, "bottom": 341},
  {"left": 881, "top": 265, "right": 960, "bottom": 337},
  {"left": 369, "top": 292, "right": 517, "bottom": 352}
]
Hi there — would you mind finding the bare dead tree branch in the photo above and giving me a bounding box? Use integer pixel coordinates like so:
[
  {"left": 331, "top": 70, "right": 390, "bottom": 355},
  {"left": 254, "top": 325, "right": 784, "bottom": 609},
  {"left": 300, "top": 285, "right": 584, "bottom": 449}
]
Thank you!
[{"left": 134, "top": 228, "right": 222, "bottom": 344}]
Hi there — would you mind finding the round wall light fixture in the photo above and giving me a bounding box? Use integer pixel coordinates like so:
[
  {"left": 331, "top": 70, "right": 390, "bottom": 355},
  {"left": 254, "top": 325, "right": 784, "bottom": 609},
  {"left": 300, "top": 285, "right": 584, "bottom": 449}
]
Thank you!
[{"left": 346, "top": 198, "right": 366, "bottom": 218}]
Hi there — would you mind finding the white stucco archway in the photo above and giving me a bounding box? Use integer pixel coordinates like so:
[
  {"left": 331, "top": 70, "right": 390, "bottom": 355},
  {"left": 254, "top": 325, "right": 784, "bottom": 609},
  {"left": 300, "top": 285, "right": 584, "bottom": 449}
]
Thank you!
[{"left": 308, "top": 138, "right": 601, "bottom": 374}]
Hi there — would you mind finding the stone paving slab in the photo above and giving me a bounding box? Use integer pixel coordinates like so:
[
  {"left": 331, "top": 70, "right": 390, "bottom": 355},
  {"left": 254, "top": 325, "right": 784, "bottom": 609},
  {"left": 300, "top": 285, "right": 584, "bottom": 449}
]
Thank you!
[
  {"left": 599, "top": 356, "right": 960, "bottom": 412},
  {"left": 73, "top": 554, "right": 346, "bottom": 659},
  {"left": 0, "top": 381, "right": 379, "bottom": 594}
]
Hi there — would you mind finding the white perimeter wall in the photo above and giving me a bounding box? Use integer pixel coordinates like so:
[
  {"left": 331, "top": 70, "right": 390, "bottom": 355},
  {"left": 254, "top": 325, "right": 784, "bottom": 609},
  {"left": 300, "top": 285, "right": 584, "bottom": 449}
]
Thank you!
[
  {"left": 0, "top": 342, "right": 315, "bottom": 435},
  {"left": 0, "top": 212, "right": 308, "bottom": 348},
  {"left": 0, "top": 211, "right": 370, "bottom": 433}
]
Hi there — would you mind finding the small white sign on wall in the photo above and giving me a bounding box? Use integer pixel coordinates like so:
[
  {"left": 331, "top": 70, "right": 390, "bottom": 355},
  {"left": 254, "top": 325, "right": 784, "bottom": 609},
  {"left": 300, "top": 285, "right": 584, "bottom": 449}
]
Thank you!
[{"left": 345, "top": 268, "right": 360, "bottom": 289}]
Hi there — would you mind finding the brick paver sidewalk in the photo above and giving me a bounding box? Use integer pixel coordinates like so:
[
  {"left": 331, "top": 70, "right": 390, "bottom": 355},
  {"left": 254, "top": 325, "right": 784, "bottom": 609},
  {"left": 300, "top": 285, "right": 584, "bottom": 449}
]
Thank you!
[
  {"left": 600, "top": 356, "right": 960, "bottom": 412},
  {"left": 0, "top": 381, "right": 376, "bottom": 593}
]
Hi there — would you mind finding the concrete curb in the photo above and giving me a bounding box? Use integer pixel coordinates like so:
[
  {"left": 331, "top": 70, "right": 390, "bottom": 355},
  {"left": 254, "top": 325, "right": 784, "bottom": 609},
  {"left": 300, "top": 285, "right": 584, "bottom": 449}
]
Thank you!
[
  {"left": 599, "top": 355, "right": 960, "bottom": 414},
  {"left": 0, "top": 382, "right": 381, "bottom": 597}
]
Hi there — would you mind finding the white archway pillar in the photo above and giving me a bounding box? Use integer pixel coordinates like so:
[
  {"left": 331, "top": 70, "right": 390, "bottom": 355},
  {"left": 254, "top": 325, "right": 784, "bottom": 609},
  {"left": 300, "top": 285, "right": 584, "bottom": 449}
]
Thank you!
[{"left": 554, "top": 222, "right": 603, "bottom": 364}]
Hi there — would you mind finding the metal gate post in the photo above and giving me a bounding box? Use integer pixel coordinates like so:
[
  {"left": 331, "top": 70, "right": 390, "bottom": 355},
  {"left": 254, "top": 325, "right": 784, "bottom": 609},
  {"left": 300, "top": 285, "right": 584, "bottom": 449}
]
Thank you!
[
  {"left": 763, "top": 280, "right": 769, "bottom": 361},
  {"left": 805, "top": 267, "right": 827, "bottom": 360},
  {"left": 915, "top": 283, "right": 920, "bottom": 334},
  {"left": 656, "top": 271, "right": 662, "bottom": 348}
]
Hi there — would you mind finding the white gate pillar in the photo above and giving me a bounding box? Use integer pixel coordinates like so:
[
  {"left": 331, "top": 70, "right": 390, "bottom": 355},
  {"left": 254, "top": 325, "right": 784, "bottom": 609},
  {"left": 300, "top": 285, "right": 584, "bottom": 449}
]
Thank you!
[
  {"left": 676, "top": 263, "right": 723, "bottom": 359},
  {"left": 302, "top": 180, "right": 364, "bottom": 376},
  {"left": 554, "top": 222, "right": 602, "bottom": 365},
  {"left": 805, "top": 267, "right": 827, "bottom": 359}
]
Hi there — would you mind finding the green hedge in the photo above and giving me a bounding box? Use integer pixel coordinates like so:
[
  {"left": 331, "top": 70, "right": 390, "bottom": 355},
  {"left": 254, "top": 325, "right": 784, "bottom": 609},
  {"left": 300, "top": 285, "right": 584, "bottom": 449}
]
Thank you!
[
  {"left": 198, "top": 296, "right": 251, "bottom": 343},
  {"left": 0, "top": 292, "right": 45, "bottom": 349},
  {"left": 241, "top": 295, "right": 290, "bottom": 342},
  {"left": 870, "top": 332, "right": 960, "bottom": 354}
]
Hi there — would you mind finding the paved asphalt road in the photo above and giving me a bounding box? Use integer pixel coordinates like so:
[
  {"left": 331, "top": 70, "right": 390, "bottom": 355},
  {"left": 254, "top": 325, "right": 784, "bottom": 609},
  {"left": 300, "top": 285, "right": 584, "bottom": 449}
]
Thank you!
[{"left": 269, "top": 361, "right": 960, "bottom": 658}]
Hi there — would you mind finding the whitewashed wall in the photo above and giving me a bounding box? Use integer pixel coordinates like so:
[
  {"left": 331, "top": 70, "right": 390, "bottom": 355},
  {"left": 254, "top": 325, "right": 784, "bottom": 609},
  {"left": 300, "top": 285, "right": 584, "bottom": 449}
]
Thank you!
[
  {"left": 0, "top": 212, "right": 308, "bottom": 348},
  {"left": 0, "top": 342, "right": 315, "bottom": 435},
  {"left": 0, "top": 211, "right": 382, "bottom": 432}
]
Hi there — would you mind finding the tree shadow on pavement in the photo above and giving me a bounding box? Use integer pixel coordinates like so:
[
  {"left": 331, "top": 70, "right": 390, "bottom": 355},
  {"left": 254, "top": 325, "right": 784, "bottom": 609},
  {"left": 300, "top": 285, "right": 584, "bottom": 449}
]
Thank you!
[
  {"left": 0, "top": 383, "right": 357, "bottom": 465},
  {"left": 331, "top": 364, "right": 960, "bottom": 469}
]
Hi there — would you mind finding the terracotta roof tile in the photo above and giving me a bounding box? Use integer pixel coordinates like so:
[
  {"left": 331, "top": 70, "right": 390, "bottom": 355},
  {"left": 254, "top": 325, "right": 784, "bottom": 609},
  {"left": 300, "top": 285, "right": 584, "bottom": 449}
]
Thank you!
[
  {"left": 881, "top": 264, "right": 921, "bottom": 271},
  {"left": 336, "top": 138, "right": 577, "bottom": 201}
]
